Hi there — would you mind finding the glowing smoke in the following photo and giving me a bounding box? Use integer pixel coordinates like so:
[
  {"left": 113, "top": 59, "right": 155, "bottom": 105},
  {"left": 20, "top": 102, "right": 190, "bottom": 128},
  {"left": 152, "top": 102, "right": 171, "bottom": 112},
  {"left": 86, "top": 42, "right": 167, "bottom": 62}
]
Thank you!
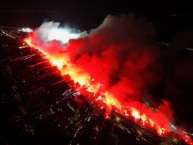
[
  {"left": 25, "top": 14, "right": 193, "bottom": 144},
  {"left": 65, "top": 14, "right": 160, "bottom": 106},
  {"left": 35, "top": 21, "right": 87, "bottom": 44}
]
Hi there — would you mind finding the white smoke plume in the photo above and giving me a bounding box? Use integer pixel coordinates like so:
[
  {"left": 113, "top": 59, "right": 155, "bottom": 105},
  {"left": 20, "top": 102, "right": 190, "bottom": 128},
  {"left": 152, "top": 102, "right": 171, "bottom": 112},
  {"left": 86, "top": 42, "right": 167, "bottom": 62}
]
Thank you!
[{"left": 35, "top": 21, "right": 87, "bottom": 44}]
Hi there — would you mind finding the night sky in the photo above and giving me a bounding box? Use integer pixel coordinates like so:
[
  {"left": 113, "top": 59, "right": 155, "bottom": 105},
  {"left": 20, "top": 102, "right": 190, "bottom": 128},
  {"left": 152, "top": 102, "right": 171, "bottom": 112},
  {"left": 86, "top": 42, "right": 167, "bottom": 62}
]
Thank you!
[
  {"left": 0, "top": 0, "right": 193, "bottom": 29},
  {"left": 1, "top": 0, "right": 193, "bottom": 132}
]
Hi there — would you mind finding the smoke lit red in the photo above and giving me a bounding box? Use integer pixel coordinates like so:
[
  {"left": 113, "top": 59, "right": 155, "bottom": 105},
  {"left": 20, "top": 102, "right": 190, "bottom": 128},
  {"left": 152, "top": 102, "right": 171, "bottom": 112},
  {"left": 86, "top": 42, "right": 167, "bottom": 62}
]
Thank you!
[{"left": 24, "top": 15, "right": 192, "bottom": 144}]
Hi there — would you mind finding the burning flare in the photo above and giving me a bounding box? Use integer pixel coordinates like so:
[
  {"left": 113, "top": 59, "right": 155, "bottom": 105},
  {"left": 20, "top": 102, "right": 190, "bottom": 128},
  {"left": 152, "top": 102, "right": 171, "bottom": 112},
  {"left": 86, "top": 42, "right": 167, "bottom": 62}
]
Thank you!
[{"left": 24, "top": 16, "right": 192, "bottom": 144}]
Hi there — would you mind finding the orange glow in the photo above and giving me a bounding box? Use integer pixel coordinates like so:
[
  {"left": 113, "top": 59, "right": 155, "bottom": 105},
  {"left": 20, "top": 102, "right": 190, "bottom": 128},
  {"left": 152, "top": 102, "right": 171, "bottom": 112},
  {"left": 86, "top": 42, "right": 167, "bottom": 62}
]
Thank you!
[
  {"left": 131, "top": 108, "right": 141, "bottom": 119},
  {"left": 157, "top": 127, "right": 166, "bottom": 136},
  {"left": 149, "top": 119, "right": 155, "bottom": 127},
  {"left": 141, "top": 114, "right": 147, "bottom": 124},
  {"left": 50, "top": 58, "right": 64, "bottom": 69}
]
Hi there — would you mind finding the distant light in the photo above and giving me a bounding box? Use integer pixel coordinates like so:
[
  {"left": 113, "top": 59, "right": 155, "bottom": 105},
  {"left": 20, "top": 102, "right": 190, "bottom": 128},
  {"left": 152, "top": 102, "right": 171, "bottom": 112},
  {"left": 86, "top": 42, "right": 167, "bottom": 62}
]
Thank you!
[
  {"left": 171, "top": 123, "right": 177, "bottom": 130},
  {"left": 115, "top": 116, "right": 120, "bottom": 122},
  {"left": 18, "top": 27, "right": 33, "bottom": 33},
  {"left": 185, "top": 48, "right": 193, "bottom": 51}
]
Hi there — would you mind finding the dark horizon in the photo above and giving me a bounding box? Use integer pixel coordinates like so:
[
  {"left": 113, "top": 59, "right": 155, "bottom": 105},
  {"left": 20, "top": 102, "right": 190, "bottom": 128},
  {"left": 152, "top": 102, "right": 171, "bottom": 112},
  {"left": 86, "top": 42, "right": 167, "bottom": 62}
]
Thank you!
[{"left": 1, "top": 0, "right": 193, "bottom": 29}]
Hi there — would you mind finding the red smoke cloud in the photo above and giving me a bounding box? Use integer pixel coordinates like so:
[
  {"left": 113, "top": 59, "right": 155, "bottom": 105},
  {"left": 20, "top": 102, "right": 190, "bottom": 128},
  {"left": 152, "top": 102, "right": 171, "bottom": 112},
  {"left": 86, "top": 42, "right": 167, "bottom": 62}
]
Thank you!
[
  {"left": 67, "top": 14, "right": 160, "bottom": 100},
  {"left": 24, "top": 14, "right": 193, "bottom": 144}
]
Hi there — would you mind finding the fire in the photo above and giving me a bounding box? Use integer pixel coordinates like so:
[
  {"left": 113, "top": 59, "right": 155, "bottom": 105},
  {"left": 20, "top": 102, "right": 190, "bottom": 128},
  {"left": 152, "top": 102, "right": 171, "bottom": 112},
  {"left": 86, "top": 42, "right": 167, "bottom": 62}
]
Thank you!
[
  {"left": 158, "top": 127, "right": 166, "bottom": 136},
  {"left": 50, "top": 58, "right": 64, "bottom": 69},
  {"left": 149, "top": 119, "right": 155, "bottom": 127},
  {"left": 141, "top": 114, "right": 147, "bottom": 124},
  {"left": 104, "top": 91, "right": 121, "bottom": 108},
  {"left": 131, "top": 108, "right": 141, "bottom": 119},
  {"left": 23, "top": 22, "right": 193, "bottom": 144}
]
